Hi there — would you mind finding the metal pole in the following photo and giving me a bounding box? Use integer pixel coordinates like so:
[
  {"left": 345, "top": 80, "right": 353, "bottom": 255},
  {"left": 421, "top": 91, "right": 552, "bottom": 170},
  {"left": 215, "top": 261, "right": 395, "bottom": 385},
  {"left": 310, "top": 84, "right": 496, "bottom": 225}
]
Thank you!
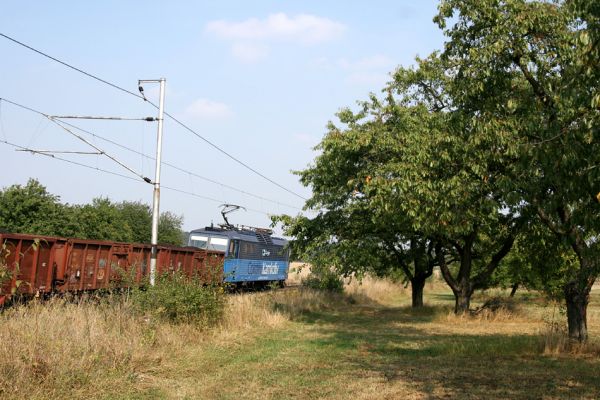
[{"left": 149, "top": 78, "right": 166, "bottom": 286}]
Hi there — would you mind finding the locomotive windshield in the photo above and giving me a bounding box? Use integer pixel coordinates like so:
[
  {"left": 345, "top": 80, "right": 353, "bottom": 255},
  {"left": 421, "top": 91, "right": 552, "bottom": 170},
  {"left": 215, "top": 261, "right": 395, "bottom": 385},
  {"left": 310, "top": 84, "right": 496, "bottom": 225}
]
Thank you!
[{"left": 189, "top": 234, "right": 228, "bottom": 252}]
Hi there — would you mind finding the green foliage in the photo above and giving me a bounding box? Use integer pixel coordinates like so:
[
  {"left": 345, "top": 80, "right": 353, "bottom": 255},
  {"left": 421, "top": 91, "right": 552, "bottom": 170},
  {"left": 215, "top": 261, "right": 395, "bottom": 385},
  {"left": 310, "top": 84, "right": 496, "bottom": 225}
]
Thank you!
[
  {"left": 0, "top": 179, "right": 71, "bottom": 236},
  {"left": 279, "top": 0, "right": 599, "bottom": 319},
  {"left": 492, "top": 220, "right": 580, "bottom": 301},
  {"left": 116, "top": 200, "right": 152, "bottom": 243},
  {"left": 73, "top": 197, "right": 133, "bottom": 242},
  {"left": 302, "top": 268, "right": 344, "bottom": 293},
  {"left": 115, "top": 201, "right": 184, "bottom": 245},
  {"left": 158, "top": 211, "right": 185, "bottom": 246},
  {"left": 434, "top": 0, "right": 598, "bottom": 333},
  {"left": 0, "top": 179, "right": 184, "bottom": 245},
  {"left": 130, "top": 272, "right": 225, "bottom": 325}
]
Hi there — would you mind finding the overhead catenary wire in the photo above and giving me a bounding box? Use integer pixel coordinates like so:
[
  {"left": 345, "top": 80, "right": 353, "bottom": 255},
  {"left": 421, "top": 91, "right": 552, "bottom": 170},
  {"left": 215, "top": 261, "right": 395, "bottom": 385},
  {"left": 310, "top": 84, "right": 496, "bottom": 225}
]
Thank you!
[
  {"left": 161, "top": 112, "right": 308, "bottom": 201},
  {"left": 0, "top": 97, "right": 151, "bottom": 183},
  {"left": 47, "top": 117, "right": 153, "bottom": 183},
  {"left": 62, "top": 120, "right": 303, "bottom": 210},
  {"left": 0, "top": 137, "right": 272, "bottom": 217},
  {"left": 0, "top": 32, "right": 308, "bottom": 202},
  {"left": 0, "top": 33, "right": 143, "bottom": 100},
  {"left": 1, "top": 138, "right": 141, "bottom": 182},
  {"left": 16, "top": 149, "right": 102, "bottom": 155},
  {"left": 0, "top": 97, "right": 302, "bottom": 211}
]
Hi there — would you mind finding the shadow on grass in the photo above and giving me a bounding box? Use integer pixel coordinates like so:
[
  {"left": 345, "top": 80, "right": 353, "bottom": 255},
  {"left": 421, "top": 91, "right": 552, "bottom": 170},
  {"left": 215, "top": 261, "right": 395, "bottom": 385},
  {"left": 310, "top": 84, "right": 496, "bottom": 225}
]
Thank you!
[
  {"left": 298, "top": 304, "right": 600, "bottom": 399},
  {"left": 429, "top": 292, "right": 456, "bottom": 303}
]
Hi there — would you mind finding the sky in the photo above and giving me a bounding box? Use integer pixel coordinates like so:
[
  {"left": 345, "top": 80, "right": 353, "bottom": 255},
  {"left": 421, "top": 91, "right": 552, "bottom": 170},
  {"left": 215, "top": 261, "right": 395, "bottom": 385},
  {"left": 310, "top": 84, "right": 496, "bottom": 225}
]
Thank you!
[{"left": 0, "top": 1, "right": 446, "bottom": 234}]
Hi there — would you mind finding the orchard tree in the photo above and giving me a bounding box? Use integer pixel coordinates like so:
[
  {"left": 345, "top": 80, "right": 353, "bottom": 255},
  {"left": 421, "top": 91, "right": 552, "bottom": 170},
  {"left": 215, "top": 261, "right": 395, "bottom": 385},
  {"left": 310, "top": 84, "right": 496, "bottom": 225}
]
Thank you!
[
  {"left": 282, "top": 48, "right": 526, "bottom": 313},
  {"left": 435, "top": 0, "right": 599, "bottom": 341},
  {"left": 386, "top": 56, "right": 525, "bottom": 314},
  {"left": 276, "top": 99, "right": 440, "bottom": 307}
]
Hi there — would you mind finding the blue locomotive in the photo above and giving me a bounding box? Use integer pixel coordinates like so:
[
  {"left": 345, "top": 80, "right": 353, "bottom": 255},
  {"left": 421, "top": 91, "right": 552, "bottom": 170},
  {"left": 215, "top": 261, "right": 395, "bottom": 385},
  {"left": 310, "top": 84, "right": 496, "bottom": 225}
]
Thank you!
[{"left": 187, "top": 206, "right": 289, "bottom": 287}]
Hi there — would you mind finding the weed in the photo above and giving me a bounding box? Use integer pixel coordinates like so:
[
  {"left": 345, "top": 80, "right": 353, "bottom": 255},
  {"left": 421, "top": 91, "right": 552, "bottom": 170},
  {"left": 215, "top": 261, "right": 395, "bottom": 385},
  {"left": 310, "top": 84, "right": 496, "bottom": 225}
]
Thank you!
[
  {"left": 302, "top": 269, "right": 344, "bottom": 293},
  {"left": 130, "top": 271, "right": 225, "bottom": 326}
]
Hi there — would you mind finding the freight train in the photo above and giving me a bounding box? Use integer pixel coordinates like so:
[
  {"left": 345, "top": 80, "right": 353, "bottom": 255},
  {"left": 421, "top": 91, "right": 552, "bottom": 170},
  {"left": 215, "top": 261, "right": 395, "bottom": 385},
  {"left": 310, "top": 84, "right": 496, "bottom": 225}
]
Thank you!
[
  {"left": 0, "top": 222, "right": 290, "bottom": 304},
  {"left": 0, "top": 231, "right": 224, "bottom": 305}
]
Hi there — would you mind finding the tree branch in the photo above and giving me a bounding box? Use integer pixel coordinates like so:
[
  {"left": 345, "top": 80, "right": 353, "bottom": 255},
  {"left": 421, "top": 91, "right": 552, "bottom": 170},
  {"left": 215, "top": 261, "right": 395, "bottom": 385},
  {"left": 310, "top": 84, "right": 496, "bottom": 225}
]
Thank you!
[
  {"left": 388, "top": 244, "right": 414, "bottom": 281},
  {"left": 417, "top": 80, "right": 448, "bottom": 111},
  {"left": 512, "top": 53, "right": 556, "bottom": 111},
  {"left": 436, "top": 242, "right": 459, "bottom": 293},
  {"left": 535, "top": 205, "right": 567, "bottom": 235},
  {"left": 473, "top": 232, "right": 517, "bottom": 290}
]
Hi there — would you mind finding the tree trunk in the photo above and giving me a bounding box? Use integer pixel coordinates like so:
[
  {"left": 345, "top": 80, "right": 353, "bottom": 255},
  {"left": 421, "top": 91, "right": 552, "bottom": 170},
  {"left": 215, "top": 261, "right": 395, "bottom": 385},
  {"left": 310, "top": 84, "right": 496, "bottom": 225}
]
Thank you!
[
  {"left": 509, "top": 283, "right": 519, "bottom": 297},
  {"left": 436, "top": 238, "right": 474, "bottom": 314},
  {"left": 536, "top": 205, "right": 597, "bottom": 342},
  {"left": 454, "top": 289, "right": 471, "bottom": 314},
  {"left": 564, "top": 282, "right": 589, "bottom": 342},
  {"left": 393, "top": 238, "right": 434, "bottom": 309},
  {"left": 411, "top": 277, "right": 426, "bottom": 308}
]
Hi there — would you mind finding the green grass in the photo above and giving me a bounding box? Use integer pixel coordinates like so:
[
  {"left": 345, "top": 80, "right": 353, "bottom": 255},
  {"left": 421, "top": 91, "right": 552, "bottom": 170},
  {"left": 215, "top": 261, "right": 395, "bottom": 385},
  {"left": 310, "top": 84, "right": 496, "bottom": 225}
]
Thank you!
[
  {"left": 128, "top": 289, "right": 600, "bottom": 399},
  {"left": 2, "top": 284, "right": 599, "bottom": 399}
]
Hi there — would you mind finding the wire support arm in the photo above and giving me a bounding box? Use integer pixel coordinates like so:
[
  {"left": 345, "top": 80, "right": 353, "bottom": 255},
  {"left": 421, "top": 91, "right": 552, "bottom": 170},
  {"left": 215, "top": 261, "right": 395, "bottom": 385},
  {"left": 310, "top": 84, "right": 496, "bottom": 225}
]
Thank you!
[
  {"left": 49, "top": 115, "right": 156, "bottom": 121},
  {"left": 46, "top": 117, "right": 153, "bottom": 184}
]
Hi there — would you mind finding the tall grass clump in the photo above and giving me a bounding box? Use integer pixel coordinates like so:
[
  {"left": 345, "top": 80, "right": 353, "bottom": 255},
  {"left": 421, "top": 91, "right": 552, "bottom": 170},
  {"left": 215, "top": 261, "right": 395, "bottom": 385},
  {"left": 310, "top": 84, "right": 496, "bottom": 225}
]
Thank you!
[
  {"left": 345, "top": 276, "right": 408, "bottom": 305},
  {"left": 302, "top": 268, "right": 344, "bottom": 293},
  {"left": 131, "top": 271, "right": 225, "bottom": 326},
  {"left": 0, "top": 298, "right": 149, "bottom": 399}
]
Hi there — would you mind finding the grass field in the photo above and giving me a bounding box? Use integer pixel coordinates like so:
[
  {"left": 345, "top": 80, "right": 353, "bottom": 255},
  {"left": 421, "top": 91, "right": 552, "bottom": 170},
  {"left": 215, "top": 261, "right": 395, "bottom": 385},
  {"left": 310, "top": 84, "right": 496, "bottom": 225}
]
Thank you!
[{"left": 1, "top": 267, "right": 599, "bottom": 399}]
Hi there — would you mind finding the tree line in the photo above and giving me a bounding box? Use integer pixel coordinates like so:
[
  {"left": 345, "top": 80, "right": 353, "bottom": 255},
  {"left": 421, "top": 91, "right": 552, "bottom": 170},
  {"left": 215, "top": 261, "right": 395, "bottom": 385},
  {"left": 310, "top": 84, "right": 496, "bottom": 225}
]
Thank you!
[
  {"left": 0, "top": 179, "right": 184, "bottom": 245},
  {"left": 275, "top": 0, "right": 599, "bottom": 342}
]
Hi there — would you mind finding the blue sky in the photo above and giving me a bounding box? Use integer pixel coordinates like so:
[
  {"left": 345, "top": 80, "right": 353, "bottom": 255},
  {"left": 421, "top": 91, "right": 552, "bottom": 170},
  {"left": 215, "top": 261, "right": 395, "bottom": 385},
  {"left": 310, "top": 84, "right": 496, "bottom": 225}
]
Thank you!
[{"left": 0, "top": 1, "right": 445, "bottom": 233}]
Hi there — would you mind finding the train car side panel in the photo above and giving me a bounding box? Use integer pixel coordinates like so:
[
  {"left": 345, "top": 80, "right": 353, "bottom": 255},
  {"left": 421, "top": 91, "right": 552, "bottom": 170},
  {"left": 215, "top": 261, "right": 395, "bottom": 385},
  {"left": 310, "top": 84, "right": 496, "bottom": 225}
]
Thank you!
[
  {"left": 223, "top": 259, "right": 288, "bottom": 283},
  {"left": 1, "top": 232, "right": 226, "bottom": 304}
]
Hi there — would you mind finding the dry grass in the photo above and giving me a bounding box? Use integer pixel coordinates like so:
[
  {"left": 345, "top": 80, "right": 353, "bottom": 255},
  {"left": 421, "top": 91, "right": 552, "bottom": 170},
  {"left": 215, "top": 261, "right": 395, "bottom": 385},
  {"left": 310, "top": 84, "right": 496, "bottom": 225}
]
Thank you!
[
  {"left": 288, "top": 262, "right": 408, "bottom": 305},
  {"left": 0, "top": 276, "right": 599, "bottom": 399},
  {"left": 286, "top": 261, "right": 312, "bottom": 285},
  {"left": 0, "top": 286, "right": 343, "bottom": 399},
  {"left": 0, "top": 298, "right": 148, "bottom": 399},
  {"left": 220, "top": 292, "right": 287, "bottom": 332},
  {"left": 345, "top": 276, "right": 407, "bottom": 305}
]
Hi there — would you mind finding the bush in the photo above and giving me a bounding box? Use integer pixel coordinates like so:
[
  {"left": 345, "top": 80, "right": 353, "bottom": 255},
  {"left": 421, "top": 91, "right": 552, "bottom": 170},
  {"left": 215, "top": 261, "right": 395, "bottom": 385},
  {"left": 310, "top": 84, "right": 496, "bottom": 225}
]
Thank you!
[
  {"left": 131, "top": 272, "right": 225, "bottom": 325},
  {"left": 302, "top": 269, "right": 344, "bottom": 293}
]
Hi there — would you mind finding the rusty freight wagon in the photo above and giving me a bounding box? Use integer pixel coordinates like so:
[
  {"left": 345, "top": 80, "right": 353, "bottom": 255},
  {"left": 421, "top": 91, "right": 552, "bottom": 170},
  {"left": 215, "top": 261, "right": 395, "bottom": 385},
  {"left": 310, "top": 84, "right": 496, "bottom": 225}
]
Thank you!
[{"left": 0, "top": 232, "right": 224, "bottom": 305}]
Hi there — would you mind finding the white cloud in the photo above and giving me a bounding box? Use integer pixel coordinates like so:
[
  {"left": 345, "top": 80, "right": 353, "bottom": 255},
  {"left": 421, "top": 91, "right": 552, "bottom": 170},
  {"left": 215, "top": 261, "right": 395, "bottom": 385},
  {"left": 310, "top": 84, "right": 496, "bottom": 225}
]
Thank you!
[
  {"left": 206, "top": 13, "right": 346, "bottom": 45},
  {"left": 185, "top": 99, "right": 233, "bottom": 120},
  {"left": 206, "top": 13, "right": 345, "bottom": 62}
]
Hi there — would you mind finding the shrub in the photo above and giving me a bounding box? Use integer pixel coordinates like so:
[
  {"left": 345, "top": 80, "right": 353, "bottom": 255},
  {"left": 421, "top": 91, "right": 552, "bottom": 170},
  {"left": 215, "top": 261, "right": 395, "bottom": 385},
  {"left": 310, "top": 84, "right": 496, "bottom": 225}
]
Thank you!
[
  {"left": 302, "top": 269, "right": 344, "bottom": 293},
  {"left": 131, "top": 272, "right": 225, "bottom": 325}
]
